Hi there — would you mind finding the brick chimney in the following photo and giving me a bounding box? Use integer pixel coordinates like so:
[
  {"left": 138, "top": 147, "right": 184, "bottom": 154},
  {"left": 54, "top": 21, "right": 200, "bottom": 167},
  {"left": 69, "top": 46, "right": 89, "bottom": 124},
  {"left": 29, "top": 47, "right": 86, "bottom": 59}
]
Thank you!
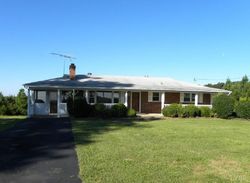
[{"left": 69, "top": 63, "right": 76, "bottom": 80}]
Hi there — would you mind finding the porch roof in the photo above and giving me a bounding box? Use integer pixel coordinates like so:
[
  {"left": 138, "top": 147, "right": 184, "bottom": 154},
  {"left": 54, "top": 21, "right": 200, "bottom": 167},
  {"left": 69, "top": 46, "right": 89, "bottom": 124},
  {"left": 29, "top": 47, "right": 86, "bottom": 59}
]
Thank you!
[{"left": 24, "top": 74, "right": 230, "bottom": 94}]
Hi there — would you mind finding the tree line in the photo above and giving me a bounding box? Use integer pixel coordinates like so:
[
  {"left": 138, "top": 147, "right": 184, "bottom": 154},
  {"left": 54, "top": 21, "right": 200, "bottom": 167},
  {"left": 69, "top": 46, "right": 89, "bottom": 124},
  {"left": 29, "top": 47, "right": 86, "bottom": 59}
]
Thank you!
[
  {"left": 206, "top": 75, "right": 250, "bottom": 102},
  {"left": 0, "top": 89, "right": 27, "bottom": 115}
]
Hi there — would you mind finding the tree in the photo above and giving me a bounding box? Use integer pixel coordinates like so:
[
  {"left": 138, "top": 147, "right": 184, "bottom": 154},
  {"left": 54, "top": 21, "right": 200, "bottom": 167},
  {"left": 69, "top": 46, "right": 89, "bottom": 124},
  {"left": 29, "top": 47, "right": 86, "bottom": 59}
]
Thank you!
[
  {"left": 212, "top": 94, "right": 235, "bottom": 119},
  {"left": 0, "top": 92, "right": 7, "bottom": 115},
  {"left": 241, "top": 75, "right": 249, "bottom": 86},
  {"left": 5, "top": 96, "right": 18, "bottom": 115},
  {"left": 16, "top": 89, "right": 27, "bottom": 115},
  {"left": 224, "top": 78, "right": 232, "bottom": 90}
]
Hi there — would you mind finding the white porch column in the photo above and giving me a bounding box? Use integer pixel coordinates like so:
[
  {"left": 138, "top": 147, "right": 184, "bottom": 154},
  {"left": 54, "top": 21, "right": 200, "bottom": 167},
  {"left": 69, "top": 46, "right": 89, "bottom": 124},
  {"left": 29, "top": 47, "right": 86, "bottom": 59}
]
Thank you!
[
  {"left": 161, "top": 92, "right": 165, "bottom": 110},
  {"left": 27, "top": 89, "right": 31, "bottom": 117},
  {"left": 57, "top": 89, "right": 61, "bottom": 117},
  {"left": 195, "top": 93, "right": 199, "bottom": 106},
  {"left": 210, "top": 94, "right": 214, "bottom": 105},
  {"left": 31, "top": 90, "right": 35, "bottom": 115},
  {"left": 85, "top": 90, "right": 89, "bottom": 104},
  {"left": 124, "top": 91, "right": 128, "bottom": 107}
]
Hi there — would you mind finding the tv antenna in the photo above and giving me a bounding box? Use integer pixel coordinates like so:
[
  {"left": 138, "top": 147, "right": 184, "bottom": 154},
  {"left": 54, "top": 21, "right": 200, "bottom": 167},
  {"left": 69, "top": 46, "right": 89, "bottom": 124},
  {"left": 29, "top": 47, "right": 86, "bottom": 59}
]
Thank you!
[{"left": 50, "top": 52, "right": 76, "bottom": 75}]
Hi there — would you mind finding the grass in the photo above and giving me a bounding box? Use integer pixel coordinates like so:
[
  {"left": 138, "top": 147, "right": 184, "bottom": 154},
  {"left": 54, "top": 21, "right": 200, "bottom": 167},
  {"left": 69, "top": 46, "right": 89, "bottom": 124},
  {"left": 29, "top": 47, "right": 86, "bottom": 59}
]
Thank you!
[
  {"left": 0, "top": 116, "right": 26, "bottom": 131},
  {"left": 73, "top": 118, "right": 250, "bottom": 183}
]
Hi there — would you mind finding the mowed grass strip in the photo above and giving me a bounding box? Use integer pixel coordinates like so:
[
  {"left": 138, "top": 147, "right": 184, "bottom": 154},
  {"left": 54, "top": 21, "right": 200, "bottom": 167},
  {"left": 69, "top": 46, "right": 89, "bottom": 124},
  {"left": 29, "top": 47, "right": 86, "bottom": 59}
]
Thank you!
[
  {"left": 0, "top": 116, "right": 26, "bottom": 131},
  {"left": 73, "top": 118, "right": 250, "bottom": 183}
]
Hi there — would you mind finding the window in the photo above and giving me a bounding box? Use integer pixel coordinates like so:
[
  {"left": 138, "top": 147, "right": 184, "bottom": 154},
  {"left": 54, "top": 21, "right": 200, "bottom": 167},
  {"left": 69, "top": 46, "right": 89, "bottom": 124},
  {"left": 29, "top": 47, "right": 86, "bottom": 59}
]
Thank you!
[
  {"left": 152, "top": 92, "right": 160, "bottom": 102},
  {"left": 35, "top": 91, "right": 46, "bottom": 103},
  {"left": 97, "top": 91, "right": 112, "bottom": 103},
  {"left": 184, "top": 93, "right": 190, "bottom": 102},
  {"left": 113, "top": 92, "right": 120, "bottom": 103},
  {"left": 191, "top": 93, "right": 196, "bottom": 102},
  {"left": 89, "top": 91, "right": 95, "bottom": 104},
  {"left": 183, "top": 93, "right": 196, "bottom": 103}
]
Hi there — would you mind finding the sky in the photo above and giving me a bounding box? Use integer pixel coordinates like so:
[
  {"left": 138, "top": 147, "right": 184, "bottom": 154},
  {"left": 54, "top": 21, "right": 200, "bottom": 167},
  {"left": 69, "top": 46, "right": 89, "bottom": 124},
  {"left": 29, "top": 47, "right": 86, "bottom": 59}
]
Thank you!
[{"left": 1, "top": 0, "right": 250, "bottom": 95}]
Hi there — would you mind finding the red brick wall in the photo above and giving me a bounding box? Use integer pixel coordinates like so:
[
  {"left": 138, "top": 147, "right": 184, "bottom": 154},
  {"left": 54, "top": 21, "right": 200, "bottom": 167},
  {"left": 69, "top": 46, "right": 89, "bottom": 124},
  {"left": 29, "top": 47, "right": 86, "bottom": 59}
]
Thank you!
[
  {"left": 141, "top": 92, "right": 161, "bottom": 113},
  {"left": 203, "top": 93, "right": 211, "bottom": 104},
  {"left": 132, "top": 92, "right": 140, "bottom": 112},
  {"left": 165, "top": 92, "right": 180, "bottom": 104}
]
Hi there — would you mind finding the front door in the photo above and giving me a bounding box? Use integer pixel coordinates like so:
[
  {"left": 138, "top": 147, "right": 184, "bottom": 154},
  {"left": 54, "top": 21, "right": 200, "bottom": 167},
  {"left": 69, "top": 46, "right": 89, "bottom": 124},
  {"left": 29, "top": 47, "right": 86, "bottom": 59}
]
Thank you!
[
  {"left": 49, "top": 92, "right": 57, "bottom": 114},
  {"left": 132, "top": 92, "right": 140, "bottom": 112}
]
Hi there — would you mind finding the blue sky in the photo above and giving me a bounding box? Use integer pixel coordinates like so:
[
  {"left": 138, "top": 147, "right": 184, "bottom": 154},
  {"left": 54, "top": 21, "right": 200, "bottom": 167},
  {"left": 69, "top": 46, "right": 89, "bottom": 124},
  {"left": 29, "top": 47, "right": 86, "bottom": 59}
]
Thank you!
[{"left": 1, "top": 0, "right": 250, "bottom": 95}]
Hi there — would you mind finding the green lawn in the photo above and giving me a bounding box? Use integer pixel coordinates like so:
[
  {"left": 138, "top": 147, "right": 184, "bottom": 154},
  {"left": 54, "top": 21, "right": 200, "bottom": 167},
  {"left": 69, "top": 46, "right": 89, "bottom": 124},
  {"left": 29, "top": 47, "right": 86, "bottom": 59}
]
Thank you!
[
  {"left": 0, "top": 116, "right": 26, "bottom": 131},
  {"left": 73, "top": 118, "right": 250, "bottom": 183}
]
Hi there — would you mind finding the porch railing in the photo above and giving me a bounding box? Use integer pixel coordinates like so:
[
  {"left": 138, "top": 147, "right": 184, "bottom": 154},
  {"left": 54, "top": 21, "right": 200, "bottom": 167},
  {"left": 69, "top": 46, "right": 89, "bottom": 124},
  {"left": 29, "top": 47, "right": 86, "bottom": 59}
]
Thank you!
[{"left": 164, "top": 104, "right": 212, "bottom": 108}]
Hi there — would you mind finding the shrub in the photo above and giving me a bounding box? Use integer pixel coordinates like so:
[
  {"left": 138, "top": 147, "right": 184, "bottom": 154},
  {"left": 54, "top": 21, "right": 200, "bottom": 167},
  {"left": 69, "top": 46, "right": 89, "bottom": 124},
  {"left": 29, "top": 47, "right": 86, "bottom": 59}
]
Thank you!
[
  {"left": 200, "top": 106, "right": 212, "bottom": 117},
  {"left": 66, "top": 96, "right": 74, "bottom": 115},
  {"left": 162, "top": 104, "right": 183, "bottom": 117},
  {"left": 111, "top": 103, "right": 128, "bottom": 117},
  {"left": 182, "top": 105, "right": 200, "bottom": 118},
  {"left": 66, "top": 96, "right": 92, "bottom": 117},
  {"left": 127, "top": 108, "right": 137, "bottom": 117},
  {"left": 102, "top": 107, "right": 113, "bottom": 118},
  {"left": 212, "top": 94, "right": 234, "bottom": 119},
  {"left": 235, "top": 101, "right": 250, "bottom": 119},
  {"left": 94, "top": 103, "right": 106, "bottom": 118},
  {"left": 73, "top": 97, "right": 91, "bottom": 117}
]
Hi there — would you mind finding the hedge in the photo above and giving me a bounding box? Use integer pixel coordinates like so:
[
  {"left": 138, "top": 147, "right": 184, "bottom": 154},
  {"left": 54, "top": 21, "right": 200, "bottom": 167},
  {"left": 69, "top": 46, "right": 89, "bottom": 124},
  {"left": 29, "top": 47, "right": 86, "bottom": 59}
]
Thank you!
[
  {"left": 67, "top": 99, "right": 133, "bottom": 118},
  {"left": 182, "top": 105, "right": 200, "bottom": 118},
  {"left": 212, "top": 94, "right": 234, "bottom": 119},
  {"left": 162, "top": 104, "right": 183, "bottom": 117},
  {"left": 111, "top": 103, "right": 128, "bottom": 117},
  {"left": 127, "top": 108, "right": 137, "bottom": 117},
  {"left": 200, "top": 106, "right": 212, "bottom": 117},
  {"left": 235, "top": 101, "right": 250, "bottom": 119}
]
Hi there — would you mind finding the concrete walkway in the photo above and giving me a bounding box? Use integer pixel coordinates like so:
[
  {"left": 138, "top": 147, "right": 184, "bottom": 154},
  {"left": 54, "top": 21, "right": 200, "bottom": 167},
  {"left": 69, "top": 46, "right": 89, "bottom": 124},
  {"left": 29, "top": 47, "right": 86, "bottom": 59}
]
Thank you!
[{"left": 0, "top": 118, "right": 81, "bottom": 183}]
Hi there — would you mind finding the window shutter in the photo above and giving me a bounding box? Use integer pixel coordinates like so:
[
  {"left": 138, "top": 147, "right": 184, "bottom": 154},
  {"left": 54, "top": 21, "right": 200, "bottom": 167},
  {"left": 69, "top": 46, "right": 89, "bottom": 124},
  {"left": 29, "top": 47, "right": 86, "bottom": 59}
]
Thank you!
[
  {"left": 199, "top": 93, "right": 203, "bottom": 104},
  {"left": 148, "top": 92, "right": 153, "bottom": 102},
  {"left": 180, "top": 93, "right": 184, "bottom": 103}
]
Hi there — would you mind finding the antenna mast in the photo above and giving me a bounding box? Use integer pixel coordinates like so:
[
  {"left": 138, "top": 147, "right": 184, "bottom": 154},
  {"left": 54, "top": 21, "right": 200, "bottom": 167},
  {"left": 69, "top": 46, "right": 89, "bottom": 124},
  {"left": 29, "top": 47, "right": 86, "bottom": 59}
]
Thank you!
[{"left": 50, "top": 52, "right": 76, "bottom": 75}]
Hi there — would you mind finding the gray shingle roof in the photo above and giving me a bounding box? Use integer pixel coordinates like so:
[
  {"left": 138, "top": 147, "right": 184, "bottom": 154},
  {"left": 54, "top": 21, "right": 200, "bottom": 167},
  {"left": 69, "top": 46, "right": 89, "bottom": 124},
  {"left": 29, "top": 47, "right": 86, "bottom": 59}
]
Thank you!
[{"left": 24, "top": 74, "right": 230, "bottom": 93}]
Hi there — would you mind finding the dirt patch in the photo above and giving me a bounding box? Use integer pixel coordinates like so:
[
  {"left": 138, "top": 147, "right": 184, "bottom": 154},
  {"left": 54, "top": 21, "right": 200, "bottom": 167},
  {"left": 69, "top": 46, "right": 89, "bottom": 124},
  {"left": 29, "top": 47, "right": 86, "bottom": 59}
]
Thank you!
[
  {"left": 193, "top": 164, "right": 207, "bottom": 176},
  {"left": 209, "top": 156, "right": 246, "bottom": 182}
]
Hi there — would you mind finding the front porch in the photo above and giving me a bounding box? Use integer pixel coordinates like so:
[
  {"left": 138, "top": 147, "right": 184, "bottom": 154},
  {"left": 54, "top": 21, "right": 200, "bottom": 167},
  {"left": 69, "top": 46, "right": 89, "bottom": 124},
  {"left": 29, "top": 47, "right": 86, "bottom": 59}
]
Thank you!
[{"left": 27, "top": 89, "right": 213, "bottom": 117}]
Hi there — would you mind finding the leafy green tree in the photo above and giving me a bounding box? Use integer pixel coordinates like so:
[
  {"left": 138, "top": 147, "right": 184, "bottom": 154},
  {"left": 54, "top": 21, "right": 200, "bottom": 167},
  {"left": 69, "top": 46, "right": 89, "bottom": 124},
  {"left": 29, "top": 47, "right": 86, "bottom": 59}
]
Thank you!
[
  {"left": 241, "top": 75, "right": 249, "bottom": 86},
  {"left": 16, "top": 89, "right": 27, "bottom": 115},
  {"left": 224, "top": 78, "right": 232, "bottom": 90},
  {"left": 5, "top": 96, "right": 18, "bottom": 115},
  {"left": 212, "top": 94, "right": 234, "bottom": 119},
  {"left": 0, "top": 92, "right": 7, "bottom": 115}
]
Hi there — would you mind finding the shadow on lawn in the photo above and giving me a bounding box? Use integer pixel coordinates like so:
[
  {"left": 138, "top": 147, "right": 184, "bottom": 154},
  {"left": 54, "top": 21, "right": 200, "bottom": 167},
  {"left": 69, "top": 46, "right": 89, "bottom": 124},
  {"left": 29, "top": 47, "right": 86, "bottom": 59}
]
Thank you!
[
  {"left": 0, "top": 116, "right": 156, "bottom": 174},
  {"left": 0, "top": 118, "right": 25, "bottom": 131}
]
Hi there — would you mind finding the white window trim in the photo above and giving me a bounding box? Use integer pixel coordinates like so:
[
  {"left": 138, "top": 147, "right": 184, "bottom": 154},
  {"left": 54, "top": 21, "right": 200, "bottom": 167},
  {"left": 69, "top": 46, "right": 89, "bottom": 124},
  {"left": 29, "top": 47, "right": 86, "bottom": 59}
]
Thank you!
[
  {"left": 88, "top": 91, "right": 96, "bottom": 104},
  {"left": 148, "top": 91, "right": 161, "bottom": 102},
  {"left": 182, "top": 92, "right": 196, "bottom": 104}
]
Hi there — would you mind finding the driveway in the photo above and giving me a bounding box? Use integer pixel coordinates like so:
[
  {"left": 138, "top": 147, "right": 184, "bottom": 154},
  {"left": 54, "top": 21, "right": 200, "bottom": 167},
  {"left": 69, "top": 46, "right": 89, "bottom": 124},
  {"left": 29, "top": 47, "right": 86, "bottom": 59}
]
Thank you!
[{"left": 0, "top": 118, "right": 81, "bottom": 183}]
